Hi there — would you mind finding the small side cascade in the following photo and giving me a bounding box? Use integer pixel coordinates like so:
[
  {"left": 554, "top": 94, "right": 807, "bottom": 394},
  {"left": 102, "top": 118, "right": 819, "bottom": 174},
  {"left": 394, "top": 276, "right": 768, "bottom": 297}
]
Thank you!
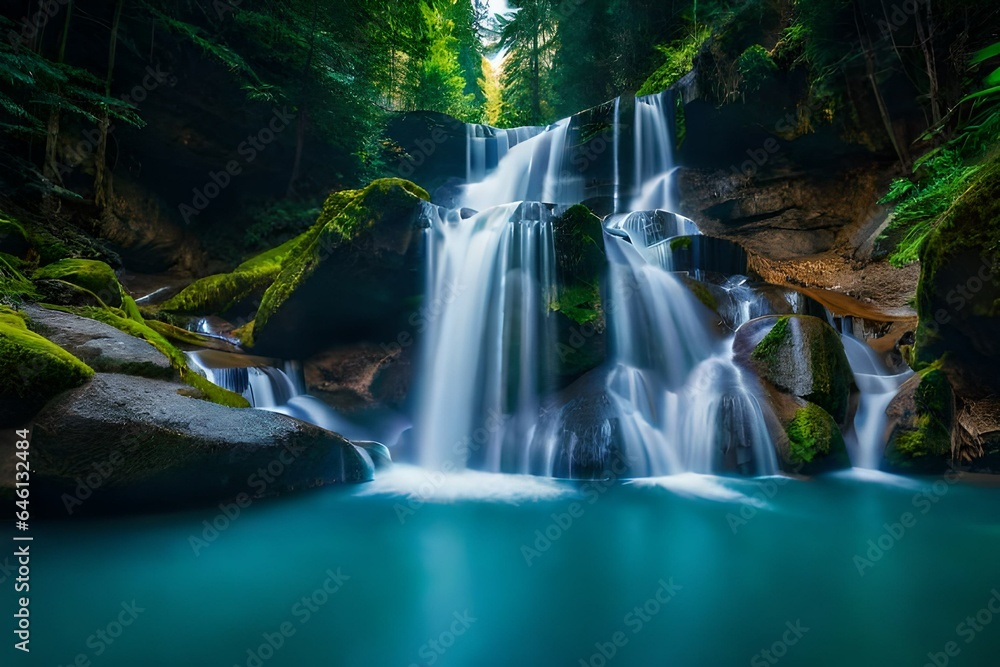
[
  {"left": 186, "top": 351, "right": 369, "bottom": 440},
  {"left": 840, "top": 334, "right": 913, "bottom": 469}
]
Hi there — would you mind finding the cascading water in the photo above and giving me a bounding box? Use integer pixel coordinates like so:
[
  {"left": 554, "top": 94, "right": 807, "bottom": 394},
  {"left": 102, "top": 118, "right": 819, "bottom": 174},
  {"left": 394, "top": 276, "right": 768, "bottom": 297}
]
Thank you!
[
  {"left": 598, "top": 214, "right": 779, "bottom": 476},
  {"left": 840, "top": 334, "right": 913, "bottom": 468},
  {"left": 410, "top": 90, "right": 780, "bottom": 478},
  {"left": 187, "top": 89, "right": 908, "bottom": 481},
  {"left": 414, "top": 202, "right": 558, "bottom": 472},
  {"left": 185, "top": 351, "right": 378, "bottom": 442},
  {"left": 631, "top": 92, "right": 679, "bottom": 211}
]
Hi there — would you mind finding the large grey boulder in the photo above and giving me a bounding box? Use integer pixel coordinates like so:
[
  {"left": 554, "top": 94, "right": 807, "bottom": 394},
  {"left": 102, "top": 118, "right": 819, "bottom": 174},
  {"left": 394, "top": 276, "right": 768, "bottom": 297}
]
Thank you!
[
  {"left": 7, "top": 373, "right": 373, "bottom": 515},
  {"left": 24, "top": 305, "right": 173, "bottom": 380}
]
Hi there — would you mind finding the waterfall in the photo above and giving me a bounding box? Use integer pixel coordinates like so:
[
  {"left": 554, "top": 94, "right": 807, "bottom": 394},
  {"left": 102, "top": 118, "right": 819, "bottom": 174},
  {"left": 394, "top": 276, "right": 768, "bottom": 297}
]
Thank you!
[
  {"left": 460, "top": 119, "right": 579, "bottom": 211},
  {"left": 411, "top": 90, "right": 781, "bottom": 478},
  {"left": 414, "top": 202, "right": 558, "bottom": 472},
  {"left": 598, "top": 217, "right": 779, "bottom": 476},
  {"left": 459, "top": 90, "right": 678, "bottom": 212},
  {"left": 631, "top": 92, "right": 678, "bottom": 211},
  {"left": 186, "top": 88, "right": 908, "bottom": 481},
  {"left": 841, "top": 335, "right": 913, "bottom": 469}
]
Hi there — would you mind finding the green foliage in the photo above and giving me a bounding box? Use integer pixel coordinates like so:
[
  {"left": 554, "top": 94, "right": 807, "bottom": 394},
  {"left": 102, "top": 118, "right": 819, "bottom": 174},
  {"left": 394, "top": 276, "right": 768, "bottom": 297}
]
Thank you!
[
  {"left": 638, "top": 27, "right": 711, "bottom": 97},
  {"left": 736, "top": 44, "right": 777, "bottom": 93},
  {"left": 244, "top": 199, "right": 323, "bottom": 252},
  {"left": 415, "top": 2, "right": 478, "bottom": 121},
  {"left": 496, "top": 0, "right": 558, "bottom": 126},
  {"left": 879, "top": 150, "right": 980, "bottom": 267}
]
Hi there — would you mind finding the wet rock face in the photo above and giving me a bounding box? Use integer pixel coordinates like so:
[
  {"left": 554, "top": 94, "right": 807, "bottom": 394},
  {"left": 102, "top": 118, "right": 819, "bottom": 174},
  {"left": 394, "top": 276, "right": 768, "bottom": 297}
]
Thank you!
[
  {"left": 678, "top": 165, "right": 887, "bottom": 261},
  {"left": 15, "top": 373, "right": 373, "bottom": 516},
  {"left": 101, "top": 178, "right": 206, "bottom": 274},
  {"left": 915, "top": 158, "right": 1000, "bottom": 399},
  {"left": 734, "top": 315, "right": 856, "bottom": 425},
  {"left": 304, "top": 343, "right": 412, "bottom": 413}
]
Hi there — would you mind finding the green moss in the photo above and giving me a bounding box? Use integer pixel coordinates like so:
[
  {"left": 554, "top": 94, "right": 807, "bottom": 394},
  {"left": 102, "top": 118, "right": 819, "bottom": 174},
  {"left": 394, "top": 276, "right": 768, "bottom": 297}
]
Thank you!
[
  {"left": 751, "top": 316, "right": 853, "bottom": 422},
  {"left": 167, "top": 179, "right": 429, "bottom": 329},
  {"left": 250, "top": 179, "right": 429, "bottom": 347},
  {"left": 915, "top": 155, "right": 1000, "bottom": 370},
  {"left": 670, "top": 236, "right": 693, "bottom": 251},
  {"left": 0, "top": 305, "right": 93, "bottom": 404},
  {"left": 551, "top": 283, "right": 602, "bottom": 325},
  {"left": 888, "top": 366, "right": 955, "bottom": 465},
  {"left": 637, "top": 26, "right": 711, "bottom": 97},
  {"left": 52, "top": 305, "right": 249, "bottom": 408},
  {"left": 145, "top": 319, "right": 223, "bottom": 348},
  {"left": 751, "top": 315, "right": 790, "bottom": 364},
  {"left": 34, "top": 259, "right": 124, "bottom": 308},
  {"left": 684, "top": 280, "right": 719, "bottom": 312},
  {"left": 550, "top": 205, "right": 605, "bottom": 326},
  {"left": 786, "top": 403, "right": 844, "bottom": 464}
]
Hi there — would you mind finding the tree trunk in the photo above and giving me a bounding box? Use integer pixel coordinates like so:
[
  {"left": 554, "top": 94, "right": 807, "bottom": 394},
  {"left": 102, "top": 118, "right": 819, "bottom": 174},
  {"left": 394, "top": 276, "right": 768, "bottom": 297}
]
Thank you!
[
  {"left": 287, "top": 0, "right": 318, "bottom": 196},
  {"left": 94, "top": 0, "right": 124, "bottom": 210},
  {"left": 914, "top": 2, "right": 942, "bottom": 127},
  {"left": 43, "top": 0, "right": 74, "bottom": 186}
]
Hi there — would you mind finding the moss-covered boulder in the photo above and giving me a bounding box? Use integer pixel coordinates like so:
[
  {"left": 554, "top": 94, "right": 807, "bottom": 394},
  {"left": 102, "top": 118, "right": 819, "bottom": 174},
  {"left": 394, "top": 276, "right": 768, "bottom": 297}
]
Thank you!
[
  {"left": 734, "top": 315, "right": 855, "bottom": 424},
  {"left": 758, "top": 383, "right": 851, "bottom": 474},
  {"left": 885, "top": 368, "right": 955, "bottom": 472},
  {"left": 247, "top": 178, "right": 430, "bottom": 358},
  {"left": 783, "top": 402, "right": 849, "bottom": 473},
  {"left": 0, "top": 306, "right": 94, "bottom": 426},
  {"left": 33, "top": 259, "right": 125, "bottom": 308},
  {"left": 915, "top": 156, "right": 1000, "bottom": 397},
  {"left": 159, "top": 234, "right": 302, "bottom": 318},
  {"left": 551, "top": 204, "right": 608, "bottom": 381}
]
